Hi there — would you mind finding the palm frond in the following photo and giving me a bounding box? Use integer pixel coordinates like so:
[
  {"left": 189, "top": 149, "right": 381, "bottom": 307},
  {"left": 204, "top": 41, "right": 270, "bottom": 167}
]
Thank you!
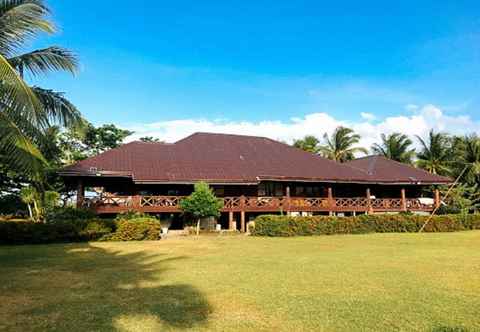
[
  {"left": 8, "top": 46, "right": 78, "bottom": 77},
  {"left": 0, "top": 52, "right": 42, "bottom": 124},
  {"left": 31, "top": 87, "right": 85, "bottom": 129},
  {"left": 0, "top": 109, "right": 46, "bottom": 179},
  {"left": 0, "top": 0, "right": 54, "bottom": 56}
]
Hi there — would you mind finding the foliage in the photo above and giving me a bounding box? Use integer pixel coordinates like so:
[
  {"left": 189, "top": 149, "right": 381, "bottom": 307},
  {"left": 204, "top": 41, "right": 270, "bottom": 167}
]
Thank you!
[
  {"left": 102, "top": 217, "right": 161, "bottom": 241},
  {"left": 0, "top": 217, "right": 113, "bottom": 244},
  {"left": 319, "top": 126, "right": 367, "bottom": 162},
  {"left": 20, "top": 185, "right": 59, "bottom": 221},
  {"left": 0, "top": 194, "right": 26, "bottom": 216},
  {"left": 437, "top": 184, "right": 480, "bottom": 214},
  {"left": 293, "top": 135, "right": 320, "bottom": 153},
  {"left": 58, "top": 123, "right": 133, "bottom": 163},
  {"left": 45, "top": 206, "right": 96, "bottom": 224},
  {"left": 251, "top": 214, "right": 480, "bottom": 237},
  {"left": 457, "top": 134, "right": 480, "bottom": 186},
  {"left": 179, "top": 182, "right": 223, "bottom": 234},
  {"left": 113, "top": 210, "right": 151, "bottom": 222},
  {"left": 0, "top": 0, "right": 83, "bottom": 181},
  {"left": 371, "top": 133, "right": 415, "bottom": 164},
  {"left": 416, "top": 130, "right": 452, "bottom": 175},
  {"left": 139, "top": 136, "right": 162, "bottom": 143}
]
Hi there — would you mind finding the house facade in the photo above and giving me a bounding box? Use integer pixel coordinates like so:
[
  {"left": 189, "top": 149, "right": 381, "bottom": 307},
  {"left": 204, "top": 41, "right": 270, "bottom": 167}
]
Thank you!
[{"left": 60, "top": 132, "right": 451, "bottom": 231}]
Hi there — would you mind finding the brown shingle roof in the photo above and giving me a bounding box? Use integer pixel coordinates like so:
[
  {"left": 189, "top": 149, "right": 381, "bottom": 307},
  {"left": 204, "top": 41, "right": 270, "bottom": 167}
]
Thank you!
[
  {"left": 345, "top": 155, "right": 452, "bottom": 184},
  {"left": 62, "top": 132, "right": 371, "bottom": 183},
  {"left": 61, "top": 132, "right": 452, "bottom": 185}
]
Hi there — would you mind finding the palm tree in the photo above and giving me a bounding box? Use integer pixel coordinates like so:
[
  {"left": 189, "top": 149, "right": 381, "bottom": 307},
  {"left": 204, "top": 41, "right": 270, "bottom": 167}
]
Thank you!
[
  {"left": 416, "top": 130, "right": 451, "bottom": 175},
  {"left": 0, "top": 0, "right": 83, "bottom": 181},
  {"left": 372, "top": 133, "right": 415, "bottom": 164},
  {"left": 459, "top": 135, "right": 480, "bottom": 185},
  {"left": 318, "top": 126, "right": 367, "bottom": 162},
  {"left": 293, "top": 135, "right": 320, "bottom": 153}
]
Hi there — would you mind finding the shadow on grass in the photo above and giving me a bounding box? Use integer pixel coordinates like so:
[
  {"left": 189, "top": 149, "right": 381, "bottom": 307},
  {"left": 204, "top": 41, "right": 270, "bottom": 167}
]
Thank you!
[
  {"left": 0, "top": 242, "right": 211, "bottom": 331},
  {"left": 431, "top": 327, "right": 469, "bottom": 332}
]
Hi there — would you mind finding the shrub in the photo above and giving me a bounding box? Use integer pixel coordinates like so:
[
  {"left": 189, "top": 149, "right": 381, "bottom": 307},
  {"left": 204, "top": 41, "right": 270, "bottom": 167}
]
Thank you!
[
  {"left": 251, "top": 213, "right": 480, "bottom": 237},
  {"left": 114, "top": 210, "right": 151, "bottom": 222},
  {"left": 102, "top": 217, "right": 161, "bottom": 241},
  {"left": 46, "top": 206, "right": 96, "bottom": 224},
  {"left": 0, "top": 195, "right": 27, "bottom": 216},
  {"left": 0, "top": 217, "right": 115, "bottom": 245}
]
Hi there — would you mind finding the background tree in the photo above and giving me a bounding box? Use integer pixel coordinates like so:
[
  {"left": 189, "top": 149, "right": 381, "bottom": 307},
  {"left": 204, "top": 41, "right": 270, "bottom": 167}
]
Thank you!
[
  {"left": 416, "top": 130, "right": 452, "bottom": 175},
  {"left": 319, "top": 126, "right": 367, "bottom": 162},
  {"left": 59, "top": 123, "right": 133, "bottom": 163},
  {"left": 179, "top": 182, "right": 224, "bottom": 235},
  {"left": 139, "top": 136, "right": 162, "bottom": 143},
  {"left": 0, "top": 0, "right": 83, "bottom": 181},
  {"left": 372, "top": 133, "right": 415, "bottom": 164},
  {"left": 293, "top": 135, "right": 320, "bottom": 153},
  {"left": 456, "top": 135, "right": 480, "bottom": 186}
]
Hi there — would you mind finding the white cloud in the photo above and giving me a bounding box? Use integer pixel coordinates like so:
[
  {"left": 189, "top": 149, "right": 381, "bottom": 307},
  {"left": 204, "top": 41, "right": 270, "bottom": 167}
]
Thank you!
[
  {"left": 123, "top": 104, "right": 480, "bottom": 151},
  {"left": 405, "top": 104, "right": 419, "bottom": 112},
  {"left": 360, "top": 112, "right": 376, "bottom": 121}
]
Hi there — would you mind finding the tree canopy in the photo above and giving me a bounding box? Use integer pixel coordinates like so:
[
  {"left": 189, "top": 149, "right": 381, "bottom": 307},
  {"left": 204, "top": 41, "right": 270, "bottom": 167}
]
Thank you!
[{"left": 371, "top": 133, "right": 416, "bottom": 164}]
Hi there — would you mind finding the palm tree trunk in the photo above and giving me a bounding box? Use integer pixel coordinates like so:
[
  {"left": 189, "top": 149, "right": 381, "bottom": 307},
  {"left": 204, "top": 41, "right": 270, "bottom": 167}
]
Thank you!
[
  {"left": 27, "top": 203, "right": 33, "bottom": 220},
  {"left": 196, "top": 218, "right": 200, "bottom": 235}
]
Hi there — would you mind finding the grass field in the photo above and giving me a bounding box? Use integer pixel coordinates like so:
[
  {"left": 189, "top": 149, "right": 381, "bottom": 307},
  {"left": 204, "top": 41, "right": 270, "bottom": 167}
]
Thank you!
[{"left": 1, "top": 232, "right": 480, "bottom": 332}]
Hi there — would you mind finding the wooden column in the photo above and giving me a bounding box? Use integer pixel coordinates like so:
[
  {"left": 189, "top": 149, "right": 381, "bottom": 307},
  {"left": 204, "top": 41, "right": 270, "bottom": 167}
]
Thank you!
[
  {"left": 401, "top": 188, "right": 407, "bottom": 211},
  {"left": 285, "top": 185, "right": 291, "bottom": 215},
  {"left": 133, "top": 195, "right": 142, "bottom": 210},
  {"left": 228, "top": 211, "right": 234, "bottom": 230},
  {"left": 240, "top": 195, "right": 246, "bottom": 232},
  {"left": 366, "top": 188, "right": 372, "bottom": 214},
  {"left": 434, "top": 189, "right": 441, "bottom": 209},
  {"left": 327, "top": 187, "right": 334, "bottom": 216},
  {"left": 76, "top": 179, "right": 85, "bottom": 208},
  {"left": 240, "top": 211, "right": 246, "bottom": 233}
]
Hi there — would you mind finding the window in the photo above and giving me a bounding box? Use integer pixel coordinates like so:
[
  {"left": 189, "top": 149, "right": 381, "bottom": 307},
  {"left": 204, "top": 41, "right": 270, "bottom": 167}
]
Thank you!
[{"left": 258, "top": 182, "right": 284, "bottom": 196}]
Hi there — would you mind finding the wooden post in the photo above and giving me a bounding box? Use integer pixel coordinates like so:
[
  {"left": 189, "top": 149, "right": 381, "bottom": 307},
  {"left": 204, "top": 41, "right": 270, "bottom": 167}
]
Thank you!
[
  {"left": 76, "top": 179, "right": 85, "bottom": 208},
  {"left": 229, "top": 211, "right": 234, "bottom": 230},
  {"left": 285, "top": 185, "right": 291, "bottom": 215},
  {"left": 240, "top": 211, "right": 246, "bottom": 233},
  {"left": 327, "top": 187, "right": 334, "bottom": 216},
  {"left": 240, "top": 195, "right": 246, "bottom": 232},
  {"left": 401, "top": 188, "right": 407, "bottom": 211},
  {"left": 434, "top": 189, "right": 441, "bottom": 209},
  {"left": 133, "top": 195, "right": 142, "bottom": 211},
  {"left": 366, "top": 188, "right": 372, "bottom": 214}
]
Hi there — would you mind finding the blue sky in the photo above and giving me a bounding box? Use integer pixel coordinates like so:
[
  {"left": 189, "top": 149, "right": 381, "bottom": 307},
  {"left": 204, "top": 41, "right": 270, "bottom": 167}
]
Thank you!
[{"left": 32, "top": 1, "right": 480, "bottom": 143}]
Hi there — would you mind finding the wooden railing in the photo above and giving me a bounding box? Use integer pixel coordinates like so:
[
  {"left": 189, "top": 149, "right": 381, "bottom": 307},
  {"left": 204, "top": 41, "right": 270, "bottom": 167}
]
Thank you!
[{"left": 86, "top": 195, "right": 436, "bottom": 214}]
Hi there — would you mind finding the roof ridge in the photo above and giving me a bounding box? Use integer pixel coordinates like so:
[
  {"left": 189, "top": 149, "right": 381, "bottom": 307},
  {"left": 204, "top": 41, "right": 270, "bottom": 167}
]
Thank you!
[{"left": 174, "top": 131, "right": 275, "bottom": 143}]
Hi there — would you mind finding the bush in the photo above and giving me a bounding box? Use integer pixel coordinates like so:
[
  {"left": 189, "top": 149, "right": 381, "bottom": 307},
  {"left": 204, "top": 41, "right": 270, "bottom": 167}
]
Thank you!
[
  {"left": 113, "top": 210, "right": 151, "bottom": 222},
  {"left": 46, "top": 206, "right": 96, "bottom": 224},
  {"left": 0, "top": 217, "right": 114, "bottom": 245},
  {"left": 102, "top": 217, "right": 161, "bottom": 241},
  {"left": 251, "top": 213, "right": 480, "bottom": 237},
  {"left": 0, "top": 195, "right": 27, "bottom": 216}
]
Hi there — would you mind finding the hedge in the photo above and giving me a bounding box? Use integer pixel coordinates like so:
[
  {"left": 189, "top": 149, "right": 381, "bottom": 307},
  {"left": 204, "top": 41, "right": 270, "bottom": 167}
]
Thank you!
[
  {"left": 0, "top": 218, "right": 113, "bottom": 244},
  {"left": 251, "top": 214, "right": 480, "bottom": 237},
  {"left": 101, "top": 217, "right": 161, "bottom": 241},
  {"left": 0, "top": 208, "right": 162, "bottom": 245}
]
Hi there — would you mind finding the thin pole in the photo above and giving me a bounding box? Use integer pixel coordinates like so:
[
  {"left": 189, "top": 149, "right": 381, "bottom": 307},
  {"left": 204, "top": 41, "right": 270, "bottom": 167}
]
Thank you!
[{"left": 419, "top": 165, "right": 469, "bottom": 233}]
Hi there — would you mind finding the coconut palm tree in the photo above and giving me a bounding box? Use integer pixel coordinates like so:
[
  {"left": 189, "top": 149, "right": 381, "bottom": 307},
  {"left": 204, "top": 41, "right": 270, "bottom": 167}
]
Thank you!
[
  {"left": 372, "top": 133, "right": 415, "bottom": 164},
  {"left": 293, "top": 135, "right": 320, "bottom": 153},
  {"left": 318, "top": 126, "right": 367, "bottom": 162},
  {"left": 416, "top": 130, "right": 452, "bottom": 175},
  {"left": 0, "top": 0, "right": 82, "bottom": 181},
  {"left": 458, "top": 135, "right": 480, "bottom": 185}
]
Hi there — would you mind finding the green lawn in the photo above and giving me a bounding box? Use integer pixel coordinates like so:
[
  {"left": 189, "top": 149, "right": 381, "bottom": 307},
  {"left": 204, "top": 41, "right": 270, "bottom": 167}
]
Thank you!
[{"left": 1, "top": 232, "right": 480, "bottom": 332}]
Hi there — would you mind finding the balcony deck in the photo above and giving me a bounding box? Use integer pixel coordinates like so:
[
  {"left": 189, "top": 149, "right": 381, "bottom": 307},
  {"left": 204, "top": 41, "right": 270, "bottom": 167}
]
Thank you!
[{"left": 85, "top": 195, "right": 436, "bottom": 215}]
